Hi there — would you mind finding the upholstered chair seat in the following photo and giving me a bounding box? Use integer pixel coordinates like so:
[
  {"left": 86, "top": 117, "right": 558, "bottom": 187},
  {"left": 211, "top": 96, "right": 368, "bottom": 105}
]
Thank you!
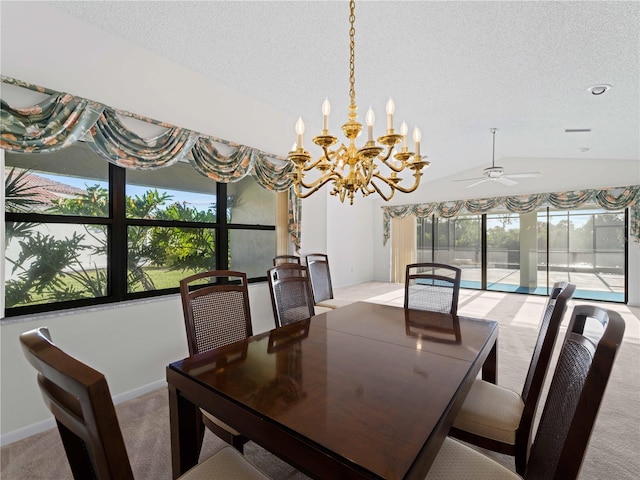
[
  {"left": 315, "top": 298, "right": 354, "bottom": 309},
  {"left": 425, "top": 438, "right": 520, "bottom": 479},
  {"left": 180, "top": 446, "right": 270, "bottom": 480},
  {"left": 452, "top": 379, "right": 524, "bottom": 444}
]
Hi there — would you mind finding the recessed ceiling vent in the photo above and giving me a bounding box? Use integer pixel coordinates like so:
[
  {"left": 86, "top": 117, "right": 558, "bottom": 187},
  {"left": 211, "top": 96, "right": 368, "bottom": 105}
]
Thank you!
[
  {"left": 588, "top": 84, "right": 611, "bottom": 95},
  {"left": 565, "top": 128, "right": 592, "bottom": 133}
]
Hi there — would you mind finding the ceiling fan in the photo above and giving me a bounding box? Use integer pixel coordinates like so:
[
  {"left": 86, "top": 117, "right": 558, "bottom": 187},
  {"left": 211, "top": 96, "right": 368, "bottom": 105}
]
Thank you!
[{"left": 455, "top": 128, "right": 541, "bottom": 188}]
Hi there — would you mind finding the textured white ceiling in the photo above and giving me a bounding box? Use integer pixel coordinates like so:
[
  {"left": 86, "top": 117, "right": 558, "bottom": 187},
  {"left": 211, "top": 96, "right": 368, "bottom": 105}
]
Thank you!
[{"left": 37, "top": 1, "right": 640, "bottom": 200}]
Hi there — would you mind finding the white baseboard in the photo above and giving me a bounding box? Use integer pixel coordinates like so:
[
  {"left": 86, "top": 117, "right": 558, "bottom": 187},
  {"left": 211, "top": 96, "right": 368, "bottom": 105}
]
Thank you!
[
  {"left": 0, "top": 379, "right": 166, "bottom": 447},
  {"left": 111, "top": 379, "right": 166, "bottom": 405}
]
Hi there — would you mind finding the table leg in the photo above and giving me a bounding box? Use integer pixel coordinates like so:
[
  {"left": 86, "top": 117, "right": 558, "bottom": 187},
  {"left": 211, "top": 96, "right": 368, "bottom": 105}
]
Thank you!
[
  {"left": 481, "top": 339, "right": 497, "bottom": 384},
  {"left": 168, "top": 384, "right": 202, "bottom": 479}
]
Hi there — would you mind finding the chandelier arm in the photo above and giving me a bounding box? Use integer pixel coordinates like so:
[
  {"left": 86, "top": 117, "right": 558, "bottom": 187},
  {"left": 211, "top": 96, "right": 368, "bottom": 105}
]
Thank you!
[
  {"left": 379, "top": 156, "right": 407, "bottom": 173},
  {"left": 372, "top": 171, "right": 423, "bottom": 194},
  {"left": 361, "top": 161, "right": 375, "bottom": 186},
  {"left": 369, "top": 179, "right": 395, "bottom": 202},
  {"left": 294, "top": 171, "right": 343, "bottom": 197},
  {"left": 301, "top": 151, "right": 334, "bottom": 172}
]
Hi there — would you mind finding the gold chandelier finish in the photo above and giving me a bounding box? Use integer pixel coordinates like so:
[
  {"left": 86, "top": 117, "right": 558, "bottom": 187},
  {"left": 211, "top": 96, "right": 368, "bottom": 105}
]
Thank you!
[{"left": 287, "top": 0, "right": 429, "bottom": 205}]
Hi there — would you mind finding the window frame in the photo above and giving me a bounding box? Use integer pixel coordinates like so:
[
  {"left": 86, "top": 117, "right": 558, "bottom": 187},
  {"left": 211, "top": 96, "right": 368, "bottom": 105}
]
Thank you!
[{"left": 4, "top": 162, "right": 275, "bottom": 318}]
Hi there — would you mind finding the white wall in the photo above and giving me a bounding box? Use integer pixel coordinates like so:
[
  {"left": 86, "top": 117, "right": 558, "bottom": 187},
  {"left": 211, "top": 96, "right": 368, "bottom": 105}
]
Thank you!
[{"left": 326, "top": 198, "right": 375, "bottom": 287}]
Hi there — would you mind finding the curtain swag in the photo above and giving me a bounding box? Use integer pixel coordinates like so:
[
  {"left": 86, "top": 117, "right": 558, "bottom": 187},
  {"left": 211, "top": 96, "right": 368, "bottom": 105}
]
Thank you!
[
  {"left": 0, "top": 75, "right": 300, "bottom": 251},
  {"left": 382, "top": 185, "right": 640, "bottom": 245}
]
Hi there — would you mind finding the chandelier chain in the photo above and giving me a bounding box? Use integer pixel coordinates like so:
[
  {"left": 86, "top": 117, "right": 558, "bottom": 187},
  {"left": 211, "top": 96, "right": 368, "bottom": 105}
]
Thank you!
[{"left": 349, "top": 0, "right": 356, "bottom": 107}]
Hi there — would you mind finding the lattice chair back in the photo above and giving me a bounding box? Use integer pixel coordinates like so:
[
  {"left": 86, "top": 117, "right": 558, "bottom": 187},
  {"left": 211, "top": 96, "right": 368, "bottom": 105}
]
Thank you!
[
  {"left": 525, "top": 305, "right": 625, "bottom": 480},
  {"left": 268, "top": 264, "right": 316, "bottom": 327},
  {"left": 305, "top": 253, "right": 333, "bottom": 303},
  {"left": 180, "top": 270, "right": 253, "bottom": 355},
  {"left": 404, "top": 263, "right": 462, "bottom": 315},
  {"left": 273, "top": 255, "right": 301, "bottom": 266}
]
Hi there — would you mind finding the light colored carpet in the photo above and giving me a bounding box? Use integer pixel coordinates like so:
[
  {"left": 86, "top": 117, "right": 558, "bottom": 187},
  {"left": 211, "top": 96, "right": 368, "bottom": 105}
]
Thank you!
[{"left": 2, "top": 283, "right": 638, "bottom": 479}]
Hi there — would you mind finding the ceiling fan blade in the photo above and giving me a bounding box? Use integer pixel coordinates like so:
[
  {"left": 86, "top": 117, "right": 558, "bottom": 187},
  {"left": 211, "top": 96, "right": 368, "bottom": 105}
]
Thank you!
[
  {"left": 503, "top": 172, "right": 541, "bottom": 179},
  {"left": 465, "top": 178, "right": 490, "bottom": 188},
  {"left": 454, "top": 177, "right": 485, "bottom": 183},
  {"left": 495, "top": 176, "right": 518, "bottom": 186}
]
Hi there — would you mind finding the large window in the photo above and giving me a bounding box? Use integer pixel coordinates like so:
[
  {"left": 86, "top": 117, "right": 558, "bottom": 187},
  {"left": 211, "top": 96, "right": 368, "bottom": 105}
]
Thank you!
[
  {"left": 416, "top": 208, "right": 627, "bottom": 302},
  {"left": 4, "top": 143, "right": 276, "bottom": 317}
]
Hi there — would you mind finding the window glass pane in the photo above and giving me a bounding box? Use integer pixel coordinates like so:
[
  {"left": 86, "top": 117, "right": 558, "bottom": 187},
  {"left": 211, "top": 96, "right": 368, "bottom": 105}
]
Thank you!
[
  {"left": 486, "top": 213, "right": 521, "bottom": 291},
  {"left": 540, "top": 208, "right": 624, "bottom": 301},
  {"left": 5, "top": 144, "right": 109, "bottom": 216},
  {"left": 229, "top": 229, "right": 275, "bottom": 279},
  {"left": 126, "top": 160, "right": 217, "bottom": 221},
  {"left": 434, "top": 217, "right": 451, "bottom": 261},
  {"left": 127, "top": 226, "right": 216, "bottom": 293},
  {"left": 452, "top": 215, "right": 481, "bottom": 289},
  {"left": 4, "top": 222, "right": 108, "bottom": 307},
  {"left": 227, "top": 176, "right": 276, "bottom": 225},
  {"left": 547, "top": 210, "right": 571, "bottom": 285},
  {"left": 416, "top": 217, "right": 433, "bottom": 263}
]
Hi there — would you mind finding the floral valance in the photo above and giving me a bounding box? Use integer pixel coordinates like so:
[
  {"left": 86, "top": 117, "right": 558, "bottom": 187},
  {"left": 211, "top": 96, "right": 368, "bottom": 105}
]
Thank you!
[
  {"left": 382, "top": 185, "right": 640, "bottom": 245},
  {"left": 0, "top": 75, "right": 300, "bottom": 250}
]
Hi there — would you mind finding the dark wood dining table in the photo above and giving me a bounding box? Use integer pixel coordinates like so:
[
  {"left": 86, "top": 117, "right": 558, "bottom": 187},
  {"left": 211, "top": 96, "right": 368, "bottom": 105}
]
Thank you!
[{"left": 167, "top": 301, "right": 498, "bottom": 480}]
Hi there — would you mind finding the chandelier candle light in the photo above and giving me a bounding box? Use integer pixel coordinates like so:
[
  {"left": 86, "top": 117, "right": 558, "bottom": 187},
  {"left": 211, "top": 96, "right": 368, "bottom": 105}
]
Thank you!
[{"left": 287, "top": 0, "right": 429, "bottom": 204}]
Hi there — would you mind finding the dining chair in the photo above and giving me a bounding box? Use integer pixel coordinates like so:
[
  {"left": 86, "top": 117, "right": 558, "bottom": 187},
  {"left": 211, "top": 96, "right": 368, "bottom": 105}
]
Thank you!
[
  {"left": 273, "top": 255, "right": 301, "bottom": 266},
  {"left": 427, "top": 304, "right": 625, "bottom": 479},
  {"left": 404, "top": 262, "right": 462, "bottom": 315},
  {"left": 19, "top": 327, "right": 271, "bottom": 480},
  {"left": 304, "top": 253, "right": 354, "bottom": 309},
  {"left": 449, "top": 281, "right": 575, "bottom": 474},
  {"left": 179, "top": 270, "right": 252, "bottom": 452},
  {"left": 267, "top": 264, "right": 331, "bottom": 327}
]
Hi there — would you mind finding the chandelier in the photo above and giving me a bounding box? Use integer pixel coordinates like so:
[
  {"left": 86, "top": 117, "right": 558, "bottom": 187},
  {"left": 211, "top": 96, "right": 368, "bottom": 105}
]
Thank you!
[{"left": 287, "top": 0, "right": 429, "bottom": 205}]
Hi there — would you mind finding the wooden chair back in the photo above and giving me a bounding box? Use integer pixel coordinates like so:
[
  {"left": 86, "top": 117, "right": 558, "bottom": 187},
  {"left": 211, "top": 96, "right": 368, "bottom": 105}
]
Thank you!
[
  {"left": 179, "top": 270, "right": 252, "bottom": 355},
  {"left": 404, "top": 263, "right": 462, "bottom": 315},
  {"left": 304, "top": 253, "right": 334, "bottom": 303},
  {"left": 273, "top": 255, "right": 301, "bottom": 266},
  {"left": 19, "top": 327, "right": 134, "bottom": 480},
  {"left": 268, "top": 264, "right": 316, "bottom": 327},
  {"left": 509, "top": 281, "right": 575, "bottom": 471},
  {"left": 525, "top": 304, "right": 625, "bottom": 479}
]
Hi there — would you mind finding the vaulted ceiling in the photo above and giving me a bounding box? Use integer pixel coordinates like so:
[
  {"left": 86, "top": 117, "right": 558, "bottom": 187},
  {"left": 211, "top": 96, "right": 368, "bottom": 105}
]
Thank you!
[{"left": 5, "top": 1, "right": 640, "bottom": 203}]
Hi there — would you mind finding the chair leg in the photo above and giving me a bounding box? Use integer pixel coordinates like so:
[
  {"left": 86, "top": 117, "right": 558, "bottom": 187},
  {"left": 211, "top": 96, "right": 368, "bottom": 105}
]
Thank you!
[
  {"left": 514, "top": 441, "right": 527, "bottom": 475},
  {"left": 230, "top": 433, "right": 246, "bottom": 454},
  {"left": 196, "top": 413, "right": 206, "bottom": 454}
]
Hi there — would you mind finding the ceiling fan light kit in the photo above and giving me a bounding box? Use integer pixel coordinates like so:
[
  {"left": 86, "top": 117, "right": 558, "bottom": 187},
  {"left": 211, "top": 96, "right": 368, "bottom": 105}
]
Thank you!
[{"left": 456, "top": 128, "right": 541, "bottom": 188}]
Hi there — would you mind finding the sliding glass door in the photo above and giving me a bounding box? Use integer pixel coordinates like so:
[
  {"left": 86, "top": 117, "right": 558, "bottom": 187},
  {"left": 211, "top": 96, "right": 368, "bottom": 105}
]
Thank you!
[{"left": 414, "top": 207, "right": 626, "bottom": 302}]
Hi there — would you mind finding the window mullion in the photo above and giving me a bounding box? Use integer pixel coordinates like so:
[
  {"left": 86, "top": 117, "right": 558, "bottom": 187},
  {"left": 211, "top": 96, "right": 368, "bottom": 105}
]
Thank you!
[
  {"left": 217, "top": 183, "right": 229, "bottom": 271},
  {"left": 110, "top": 164, "right": 127, "bottom": 299}
]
